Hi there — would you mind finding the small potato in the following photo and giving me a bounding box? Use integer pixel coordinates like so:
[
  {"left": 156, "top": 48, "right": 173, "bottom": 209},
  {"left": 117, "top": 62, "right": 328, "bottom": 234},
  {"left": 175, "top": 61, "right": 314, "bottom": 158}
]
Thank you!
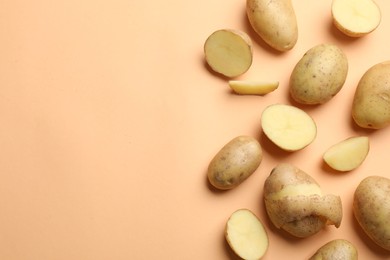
[
  {"left": 310, "top": 239, "right": 358, "bottom": 260},
  {"left": 332, "top": 0, "right": 381, "bottom": 37},
  {"left": 353, "top": 176, "right": 390, "bottom": 251},
  {"left": 207, "top": 136, "right": 262, "bottom": 190},
  {"left": 246, "top": 0, "right": 298, "bottom": 51},
  {"left": 290, "top": 44, "right": 348, "bottom": 105},
  {"left": 204, "top": 29, "right": 253, "bottom": 78},
  {"left": 225, "top": 209, "right": 269, "bottom": 260},
  {"left": 264, "top": 163, "right": 342, "bottom": 238},
  {"left": 352, "top": 61, "right": 390, "bottom": 129}
]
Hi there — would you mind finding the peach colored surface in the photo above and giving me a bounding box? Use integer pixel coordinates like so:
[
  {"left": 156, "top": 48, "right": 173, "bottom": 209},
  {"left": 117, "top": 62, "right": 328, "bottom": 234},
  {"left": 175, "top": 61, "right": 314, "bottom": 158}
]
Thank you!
[{"left": 0, "top": 0, "right": 389, "bottom": 259}]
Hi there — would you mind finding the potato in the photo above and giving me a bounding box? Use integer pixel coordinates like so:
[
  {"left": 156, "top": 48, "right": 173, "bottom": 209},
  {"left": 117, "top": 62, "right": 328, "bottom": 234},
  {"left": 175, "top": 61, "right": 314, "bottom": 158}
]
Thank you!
[
  {"left": 309, "top": 239, "right": 358, "bottom": 260},
  {"left": 352, "top": 61, "right": 390, "bottom": 129},
  {"left": 246, "top": 0, "right": 297, "bottom": 51},
  {"left": 261, "top": 104, "right": 317, "bottom": 151},
  {"left": 332, "top": 0, "right": 381, "bottom": 37},
  {"left": 290, "top": 44, "right": 348, "bottom": 105},
  {"left": 229, "top": 80, "right": 279, "bottom": 95},
  {"left": 225, "top": 209, "right": 269, "bottom": 260},
  {"left": 207, "top": 136, "right": 262, "bottom": 190},
  {"left": 353, "top": 176, "right": 390, "bottom": 251},
  {"left": 204, "top": 29, "right": 253, "bottom": 78},
  {"left": 323, "top": 136, "right": 369, "bottom": 172},
  {"left": 264, "top": 163, "right": 343, "bottom": 238}
]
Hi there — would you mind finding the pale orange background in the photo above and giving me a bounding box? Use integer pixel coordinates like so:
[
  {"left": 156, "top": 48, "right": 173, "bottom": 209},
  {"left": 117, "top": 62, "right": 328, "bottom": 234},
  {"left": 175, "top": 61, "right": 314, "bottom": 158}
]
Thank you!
[{"left": 0, "top": 0, "right": 390, "bottom": 259}]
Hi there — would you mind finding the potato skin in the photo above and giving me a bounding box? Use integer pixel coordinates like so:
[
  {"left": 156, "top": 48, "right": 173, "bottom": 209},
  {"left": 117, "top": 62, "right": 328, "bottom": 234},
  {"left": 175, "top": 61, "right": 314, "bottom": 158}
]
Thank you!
[
  {"left": 246, "top": 0, "right": 298, "bottom": 51},
  {"left": 353, "top": 176, "right": 390, "bottom": 251},
  {"left": 352, "top": 61, "right": 390, "bottom": 129},
  {"left": 290, "top": 44, "right": 348, "bottom": 104},
  {"left": 264, "top": 163, "right": 342, "bottom": 238},
  {"left": 309, "top": 239, "right": 358, "bottom": 260},
  {"left": 207, "top": 136, "right": 262, "bottom": 190}
]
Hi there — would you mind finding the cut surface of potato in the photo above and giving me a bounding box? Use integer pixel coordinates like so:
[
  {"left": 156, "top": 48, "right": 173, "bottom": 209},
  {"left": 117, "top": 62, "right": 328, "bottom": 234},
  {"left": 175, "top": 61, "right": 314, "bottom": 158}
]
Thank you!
[
  {"left": 332, "top": 0, "right": 381, "bottom": 37},
  {"left": 323, "top": 136, "right": 369, "bottom": 171},
  {"left": 225, "top": 209, "right": 268, "bottom": 260},
  {"left": 204, "top": 29, "right": 253, "bottom": 78},
  {"left": 229, "top": 80, "right": 279, "bottom": 95},
  {"left": 261, "top": 104, "right": 317, "bottom": 151}
]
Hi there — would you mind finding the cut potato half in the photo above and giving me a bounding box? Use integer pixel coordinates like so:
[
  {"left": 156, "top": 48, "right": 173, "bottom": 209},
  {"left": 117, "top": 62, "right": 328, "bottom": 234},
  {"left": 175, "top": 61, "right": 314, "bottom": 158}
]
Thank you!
[
  {"left": 229, "top": 80, "right": 279, "bottom": 95},
  {"left": 332, "top": 0, "right": 381, "bottom": 37},
  {"left": 204, "top": 29, "right": 253, "bottom": 78},
  {"left": 323, "top": 136, "right": 369, "bottom": 171},
  {"left": 261, "top": 104, "right": 317, "bottom": 151},
  {"left": 225, "top": 209, "right": 268, "bottom": 260}
]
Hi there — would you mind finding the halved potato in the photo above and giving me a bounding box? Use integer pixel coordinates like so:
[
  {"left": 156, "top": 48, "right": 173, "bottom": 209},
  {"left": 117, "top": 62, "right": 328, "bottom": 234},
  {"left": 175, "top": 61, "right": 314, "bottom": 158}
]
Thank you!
[
  {"left": 204, "top": 29, "right": 253, "bottom": 78},
  {"left": 332, "top": 0, "right": 381, "bottom": 37},
  {"left": 225, "top": 209, "right": 269, "bottom": 260},
  {"left": 229, "top": 80, "right": 279, "bottom": 95},
  {"left": 323, "top": 136, "right": 369, "bottom": 171}
]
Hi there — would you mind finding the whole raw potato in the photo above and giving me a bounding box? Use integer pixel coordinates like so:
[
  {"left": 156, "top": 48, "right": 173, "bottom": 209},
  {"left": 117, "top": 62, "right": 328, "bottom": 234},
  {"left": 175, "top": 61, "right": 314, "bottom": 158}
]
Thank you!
[
  {"left": 353, "top": 176, "right": 390, "bottom": 251},
  {"left": 352, "top": 61, "right": 390, "bottom": 129},
  {"left": 290, "top": 44, "right": 348, "bottom": 104},
  {"left": 309, "top": 239, "right": 358, "bottom": 260},
  {"left": 264, "top": 163, "right": 342, "bottom": 238},
  {"left": 207, "top": 136, "right": 262, "bottom": 190},
  {"left": 246, "top": 0, "right": 298, "bottom": 51}
]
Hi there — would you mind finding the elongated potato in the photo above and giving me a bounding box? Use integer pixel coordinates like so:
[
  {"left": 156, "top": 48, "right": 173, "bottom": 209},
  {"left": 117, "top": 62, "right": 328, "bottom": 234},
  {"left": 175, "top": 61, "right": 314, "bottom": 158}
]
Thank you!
[
  {"left": 264, "top": 163, "right": 343, "bottom": 238},
  {"left": 310, "top": 239, "right": 358, "bottom": 260},
  {"left": 290, "top": 44, "right": 348, "bottom": 104},
  {"left": 246, "top": 0, "right": 298, "bottom": 51},
  {"left": 352, "top": 61, "right": 390, "bottom": 129},
  {"left": 207, "top": 136, "right": 262, "bottom": 190}
]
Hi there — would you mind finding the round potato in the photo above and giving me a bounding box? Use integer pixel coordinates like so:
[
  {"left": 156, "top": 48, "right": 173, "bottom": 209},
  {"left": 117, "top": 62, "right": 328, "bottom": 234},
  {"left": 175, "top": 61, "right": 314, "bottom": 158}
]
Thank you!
[
  {"left": 310, "top": 239, "right": 358, "bottom": 260},
  {"left": 246, "top": 0, "right": 298, "bottom": 51},
  {"left": 353, "top": 176, "right": 390, "bottom": 251},
  {"left": 352, "top": 61, "right": 390, "bottom": 129},
  {"left": 264, "top": 163, "right": 342, "bottom": 238},
  {"left": 207, "top": 136, "right": 262, "bottom": 190},
  {"left": 290, "top": 44, "right": 348, "bottom": 104}
]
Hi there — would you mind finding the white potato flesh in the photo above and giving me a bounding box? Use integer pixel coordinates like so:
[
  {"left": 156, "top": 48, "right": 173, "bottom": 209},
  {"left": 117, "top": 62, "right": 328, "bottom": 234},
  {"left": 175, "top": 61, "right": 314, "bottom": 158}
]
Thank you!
[
  {"left": 225, "top": 209, "right": 268, "bottom": 260},
  {"left": 229, "top": 80, "right": 279, "bottom": 95},
  {"left": 332, "top": 0, "right": 381, "bottom": 37},
  {"left": 323, "top": 136, "right": 369, "bottom": 171},
  {"left": 261, "top": 104, "right": 317, "bottom": 151},
  {"left": 204, "top": 29, "right": 252, "bottom": 78}
]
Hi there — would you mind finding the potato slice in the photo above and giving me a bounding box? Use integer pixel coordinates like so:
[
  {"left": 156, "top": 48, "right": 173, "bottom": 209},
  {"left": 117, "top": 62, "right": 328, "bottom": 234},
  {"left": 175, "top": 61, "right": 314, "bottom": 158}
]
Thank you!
[
  {"left": 204, "top": 29, "right": 253, "bottom": 78},
  {"left": 332, "top": 0, "right": 381, "bottom": 37},
  {"left": 225, "top": 209, "right": 268, "bottom": 260},
  {"left": 323, "top": 136, "right": 369, "bottom": 172},
  {"left": 229, "top": 80, "right": 279, "bottom": 95},
  {"left": 261, "top": 104, "right": 317, "bottom": 151}
]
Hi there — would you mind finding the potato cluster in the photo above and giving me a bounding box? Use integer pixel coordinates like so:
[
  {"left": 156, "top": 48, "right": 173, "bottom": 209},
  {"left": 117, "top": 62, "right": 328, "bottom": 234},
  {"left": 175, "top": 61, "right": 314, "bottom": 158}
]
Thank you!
[{"left": 203, "top": 0, "right": 390, "bottom": 259}]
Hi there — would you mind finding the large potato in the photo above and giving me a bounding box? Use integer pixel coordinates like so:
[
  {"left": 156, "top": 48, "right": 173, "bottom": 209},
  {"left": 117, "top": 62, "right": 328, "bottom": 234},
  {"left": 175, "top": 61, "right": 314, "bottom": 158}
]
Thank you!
[
  {"left": 290, "top": 44, "right": 348, "bottom": 105},
  {"left": 309, "top": 239, "right": 358, "bottom": 260},
  {"left": 246, "top": 0, "right": 298, "bottom": 52},
  {"left": 353, "top": 176, "right": 390, "bottom": 251},
  {"left": 207, "top": 136, "right": 262, "bottom": 190},
  {"left": 352, "top": 61, "right": 390, "bottom": 129},
  {"left": 264, "top": 163, "right": 342, "bottom": 238}
]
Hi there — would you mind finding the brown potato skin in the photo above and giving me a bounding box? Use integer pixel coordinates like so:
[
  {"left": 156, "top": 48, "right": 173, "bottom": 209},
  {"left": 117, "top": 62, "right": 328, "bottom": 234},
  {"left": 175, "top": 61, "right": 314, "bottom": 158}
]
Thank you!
[
  {"left": 353, "top": 176, "right": 390, "bottom": 251},
  {"left": 352, "top": 61, "right": 390, "bottom": 129},
  {"left": 309, "top": 239, "right": 358, "bottom": 260},
  {"left": 207, "top": 136, "right": 262, "bottom": 190},
  {"left": 290, "top": 44, "right": 348, "bottom": 105},
  {"left": 264, "top": 163, "right": 342, "bottom": 238}
]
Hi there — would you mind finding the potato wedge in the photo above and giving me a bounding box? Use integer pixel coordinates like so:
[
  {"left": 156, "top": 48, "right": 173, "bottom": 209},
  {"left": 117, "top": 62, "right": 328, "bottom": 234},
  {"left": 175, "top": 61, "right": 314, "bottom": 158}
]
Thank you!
[
  {"left": 204, "top": 29, "right": 253, "bottom": 78},
  {"left": 332, "top": 0, "right": 381, "bottom": 37},
  {"left": 323, "top": 136, "right": 369, "bottom": 172},
  {"left": 229, "top": 80, "right": 279, "bottom": 95},
  {"left": 261, "top": 104, "right": 317, "bottom": 151},
  {"left": 225, "top": 209, "right": 268, "bottom": 260}
]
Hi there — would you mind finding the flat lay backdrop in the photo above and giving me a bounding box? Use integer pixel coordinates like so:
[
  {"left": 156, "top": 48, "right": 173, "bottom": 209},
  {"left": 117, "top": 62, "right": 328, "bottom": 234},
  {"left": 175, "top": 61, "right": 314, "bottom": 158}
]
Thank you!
[{"left": 0, "top": 0, "right": 390, "bottom": 259}]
